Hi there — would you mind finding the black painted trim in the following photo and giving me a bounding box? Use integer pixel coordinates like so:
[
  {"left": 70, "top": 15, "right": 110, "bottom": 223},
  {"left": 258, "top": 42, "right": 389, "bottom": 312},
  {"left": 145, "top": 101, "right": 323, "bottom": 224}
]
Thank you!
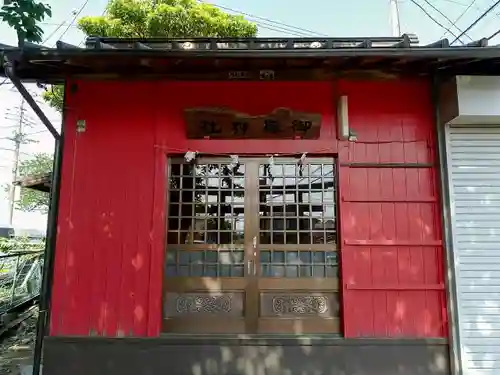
[
  {"left": 43, "top": 335, "right": 450, "bottom": 375},
  {"left": 432, "top": 75, "right": 463, "bottom": 375},
  {"left": 45, "top": 335, "right": 448, "bottom": 346},
  {"left": 32, "top": 86, "right": 66, "bottom": 375}
]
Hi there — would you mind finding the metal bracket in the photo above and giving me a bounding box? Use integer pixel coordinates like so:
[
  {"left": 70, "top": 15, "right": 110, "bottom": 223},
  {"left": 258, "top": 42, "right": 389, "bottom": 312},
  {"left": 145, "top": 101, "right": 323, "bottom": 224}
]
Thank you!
[{"left": 4, "top": 62, "right": 61, "bottom": 141}]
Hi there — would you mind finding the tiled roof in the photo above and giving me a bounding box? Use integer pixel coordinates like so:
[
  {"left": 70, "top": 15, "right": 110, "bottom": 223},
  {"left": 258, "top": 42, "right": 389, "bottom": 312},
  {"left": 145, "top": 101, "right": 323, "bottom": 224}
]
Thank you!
[
  {"left": 14, "top": 173, "right": 51, "bottom": 193},
  {"left": 83, "top": 33, "right": 423, "bottom": 50}
]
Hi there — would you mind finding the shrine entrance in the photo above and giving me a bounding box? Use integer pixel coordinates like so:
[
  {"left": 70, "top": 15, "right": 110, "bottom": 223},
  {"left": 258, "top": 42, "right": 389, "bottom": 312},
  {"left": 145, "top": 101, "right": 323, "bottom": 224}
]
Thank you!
[{"left": 163, "top": 156, "right": 340, "bottom": 334}]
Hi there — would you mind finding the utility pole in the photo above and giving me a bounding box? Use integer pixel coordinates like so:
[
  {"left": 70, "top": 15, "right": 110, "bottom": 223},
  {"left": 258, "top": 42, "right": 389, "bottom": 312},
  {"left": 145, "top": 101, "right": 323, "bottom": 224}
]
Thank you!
[
  {"left": 389, "top": 0, "right": 401, "bottom": 37},
  {"left": 7, "top": 98, "right": 25, "bottom": 225}
]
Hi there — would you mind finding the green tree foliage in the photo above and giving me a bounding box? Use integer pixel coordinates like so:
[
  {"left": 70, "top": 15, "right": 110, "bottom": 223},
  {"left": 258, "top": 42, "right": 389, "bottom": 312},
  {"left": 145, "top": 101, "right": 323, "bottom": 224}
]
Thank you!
[
  {"left": 78, "top": 0, "right": 257, "bottom": 38},
  {"left": 16, "top": 152, "right": 53, "bottom": 213},
  {"left": 0, "top": 0, "right": 51, "bottom": 44},
  {"left": 43, "top": 0, "right": 257, "bottom": 112},
  {"left": 42, "top": 85, "right": 64, "bottom": 112}
]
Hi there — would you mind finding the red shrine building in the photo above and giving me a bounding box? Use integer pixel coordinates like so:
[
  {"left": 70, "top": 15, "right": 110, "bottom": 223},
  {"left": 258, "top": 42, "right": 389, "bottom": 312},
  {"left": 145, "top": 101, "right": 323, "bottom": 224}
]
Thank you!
[{"left": 4, "top": 34, "right": 500, "bottom": 375}]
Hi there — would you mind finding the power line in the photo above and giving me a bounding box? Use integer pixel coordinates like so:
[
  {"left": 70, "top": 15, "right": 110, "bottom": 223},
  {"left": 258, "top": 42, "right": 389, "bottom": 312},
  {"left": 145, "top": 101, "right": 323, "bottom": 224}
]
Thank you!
[
  {"left": 441, "top": 0, "right": 477, "bottom": 40},
  {"left": 252, "top": 21, "right": 314, "bottom": 37},
  {"left": 487, "top": 27, "right": 500, "bottom": 40},
  {"left": 63, "top": 2, "right": 325, "bottom": 38},
  {"left": 203, "top": 1, "right": 327, "bottom": 37},
  {"left": 0, "top": 148, "right": 32, "bottom": 155},
  {"left": 23, "top": 129, "right": 51, "bottom": 137},
  {"left": 40, "top": 22, "right": 78, "bottom": 28},
  {"left": 420, "top": 0, "right": 472, "bottom": 41},
  {"left": 0, "top": 128, "right": 53, "bottom": 140},
  {"left": 210, "top": 2, "right": 326, "bottom": 36},
  {"left": 81, "top": 3, "right": 320, "bottom": 44},
  {"left": 437, "top": 0, "right": 470, "bottom": 5},
  {"left": 57, "top": 0, "right": 90, "bottom": 43},
  {"left": 39, "top": 19, "right": 67, "bottom": 45},
  {"left": 409, "top": 0, "right": 465, "bottom": 42},
  {"left": 451, "top": 0, "right": 500, "bottom": 44},
  {"left": 0, "top": 11, "right": 76, "bottom": 89},
  {"left": 1, "top": 1, "right": 89, "bottom": 89},
  {"left": 79, "top": 6, "right": 107, "bottom": 46},
  {"left": 0, "top": 124, "right": 25, "bottom": 130}
]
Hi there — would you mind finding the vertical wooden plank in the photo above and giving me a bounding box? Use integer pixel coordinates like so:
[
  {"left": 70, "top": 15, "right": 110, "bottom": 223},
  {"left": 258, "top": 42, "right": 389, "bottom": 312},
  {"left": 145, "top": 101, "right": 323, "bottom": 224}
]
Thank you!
[
  {"left": 367, "top": 169, "right": 378, "bottom": 335},
  {"left": 101, "top": 101, "right": 126, "bottom": 337},
  {"left": 371, "top": 247, "right": 387, "bottom": 336},
  {"left": 147, "top": 81, "right": 167, "bottom": 336},
  {"left": 71, "top": 94, "right": 95, "bottom": 336},
  {"left": 133, "top": 129, "right": 155, "bottom": 336},
  {"left": 117, "top": 127, "right": 139, "bottom": 337},
  {"left": 49, "top": 82, "right": 78, "bottom": 335},
  {"left": 81, "top": 115, "right": 99, "bottom": 336},
  {"left": 337, "top": 162, "right": 349, "bottom": 336},
  {"left": 63, "top": 105, "right": 91, "bottom": 335},
  {"left": 147, "top": 146, "right": 166, "bottom": 336},
  {"left": 92, "top": 109, "right": 112, "bottom": 336},
  {"left": 86, "top": 103, "right": 103, "bottom": 336}
]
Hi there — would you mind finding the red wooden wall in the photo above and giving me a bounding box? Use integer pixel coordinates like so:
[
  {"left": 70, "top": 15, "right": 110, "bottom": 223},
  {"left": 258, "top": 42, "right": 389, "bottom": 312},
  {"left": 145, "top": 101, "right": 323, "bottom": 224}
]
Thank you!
[
  {"left": 49, "top": 79, "right": 447, "bottom": 338},
  {"left": 337, "top": 81, "right": 446, "bottom": 337}
]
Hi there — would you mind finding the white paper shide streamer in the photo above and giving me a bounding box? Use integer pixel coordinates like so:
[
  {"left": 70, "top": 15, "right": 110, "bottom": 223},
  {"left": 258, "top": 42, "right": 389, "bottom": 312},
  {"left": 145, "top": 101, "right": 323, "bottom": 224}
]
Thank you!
[
  {"left": 227, "top": 154, "right": 239, "bottom": 173},
  {"left": 298, "top": 152, "right": 307, "bottom": 176},
  {"left": 184, "top": 150, "right": 197, "bottom": 162}
]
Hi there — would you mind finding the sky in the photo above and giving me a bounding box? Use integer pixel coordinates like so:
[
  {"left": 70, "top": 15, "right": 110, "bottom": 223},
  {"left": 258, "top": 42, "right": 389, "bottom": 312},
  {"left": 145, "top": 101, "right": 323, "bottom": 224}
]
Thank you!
[{"left": 1, "top": 0, "right": 500, "bottom": 231}]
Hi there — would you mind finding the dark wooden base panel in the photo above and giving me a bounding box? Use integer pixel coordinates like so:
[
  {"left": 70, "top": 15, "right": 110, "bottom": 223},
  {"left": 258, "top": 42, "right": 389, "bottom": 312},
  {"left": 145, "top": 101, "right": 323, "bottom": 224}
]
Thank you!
[{"left": 43, "top": 336, "right": 450, "bottom": 375}]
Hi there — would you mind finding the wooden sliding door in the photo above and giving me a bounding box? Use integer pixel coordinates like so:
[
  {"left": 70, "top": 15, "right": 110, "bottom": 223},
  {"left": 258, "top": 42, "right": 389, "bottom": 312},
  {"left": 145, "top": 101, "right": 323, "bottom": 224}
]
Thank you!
[{"left": 163, "top": 157, "right": 340, "bottom": 335}]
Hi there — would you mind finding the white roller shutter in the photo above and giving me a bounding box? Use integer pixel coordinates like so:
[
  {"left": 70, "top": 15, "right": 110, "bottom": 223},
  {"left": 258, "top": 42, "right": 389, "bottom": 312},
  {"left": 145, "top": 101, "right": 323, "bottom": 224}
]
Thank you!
[{"left": 447, "top": 126, "right": 500, "bottom": 375}]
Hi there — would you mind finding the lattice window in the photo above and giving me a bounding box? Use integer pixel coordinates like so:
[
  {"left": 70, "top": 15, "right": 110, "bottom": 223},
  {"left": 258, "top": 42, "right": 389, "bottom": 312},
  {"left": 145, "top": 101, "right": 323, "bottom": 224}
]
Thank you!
[
  {"left": 258, "top": 161, "right": 336, "bottom": 245},
  {"left": 260, "top": 250, "right": 338, "bottom": 278},
  {"left": 167, "top": 161, "right": 245, "bottom": 245},
  {"left": 166, "top": 249, "right": 245, "bottom": 277}
]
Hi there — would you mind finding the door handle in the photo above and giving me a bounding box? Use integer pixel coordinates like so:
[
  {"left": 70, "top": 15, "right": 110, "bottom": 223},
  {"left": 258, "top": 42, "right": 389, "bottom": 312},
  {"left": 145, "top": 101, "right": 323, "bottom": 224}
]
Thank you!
[
  {"left": 252, "top": 236, "right": 257, "bottom": 276},
  {"left": 247, "top": 260, "right": 254, "bottom": 276}
]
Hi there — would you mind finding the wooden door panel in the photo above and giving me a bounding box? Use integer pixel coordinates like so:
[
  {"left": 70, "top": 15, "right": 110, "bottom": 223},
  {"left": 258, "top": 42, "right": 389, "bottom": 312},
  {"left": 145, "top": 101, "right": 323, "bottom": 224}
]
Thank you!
[
  {"left": 257, "top": 278, "right": 339, "bottom": 290},
  {"left": 259, "top": 292, "right": 339, "bottom": 317},
  {"left": 257, "top": 280, "right": 340, "bottom": 334},
  {"left": 255, "top": 158, "right": 340, "bottom": 334},
  {"left": 163, "top": 317, "right": 246, "bottom": 334},
  {"left": 164, "top": 265, "right": 249, "bottom": 333},
  {"left": 258, "top": 318, "right": 341, "bottom": 334},
  {"left": 167, "top": 277, "right": 247, "bottom": 291},
  {"left": 163, "top": 158, "right": 250, "bottom": 334},
  {"left": 163, "top": 290, "right": 246, "bottom": 333}
]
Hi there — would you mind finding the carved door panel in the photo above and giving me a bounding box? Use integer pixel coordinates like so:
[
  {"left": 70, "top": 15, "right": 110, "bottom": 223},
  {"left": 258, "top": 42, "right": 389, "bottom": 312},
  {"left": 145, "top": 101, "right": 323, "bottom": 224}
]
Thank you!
[{"left": 253, "top": 158, "right": 341, "bottom": 334}]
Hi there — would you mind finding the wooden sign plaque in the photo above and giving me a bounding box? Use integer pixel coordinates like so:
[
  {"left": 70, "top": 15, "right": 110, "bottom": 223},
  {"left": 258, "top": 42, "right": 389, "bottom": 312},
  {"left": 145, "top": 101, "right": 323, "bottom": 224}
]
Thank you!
[{"left": 184, "top": 107, "right": 322, "bottom": 139}]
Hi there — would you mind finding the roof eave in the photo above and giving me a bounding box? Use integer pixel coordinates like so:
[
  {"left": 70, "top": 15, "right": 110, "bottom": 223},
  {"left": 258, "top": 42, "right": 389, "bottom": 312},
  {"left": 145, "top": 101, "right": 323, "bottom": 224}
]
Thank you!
[{"left": 2, "top": 35, "right": 500, "bottom": 83}]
